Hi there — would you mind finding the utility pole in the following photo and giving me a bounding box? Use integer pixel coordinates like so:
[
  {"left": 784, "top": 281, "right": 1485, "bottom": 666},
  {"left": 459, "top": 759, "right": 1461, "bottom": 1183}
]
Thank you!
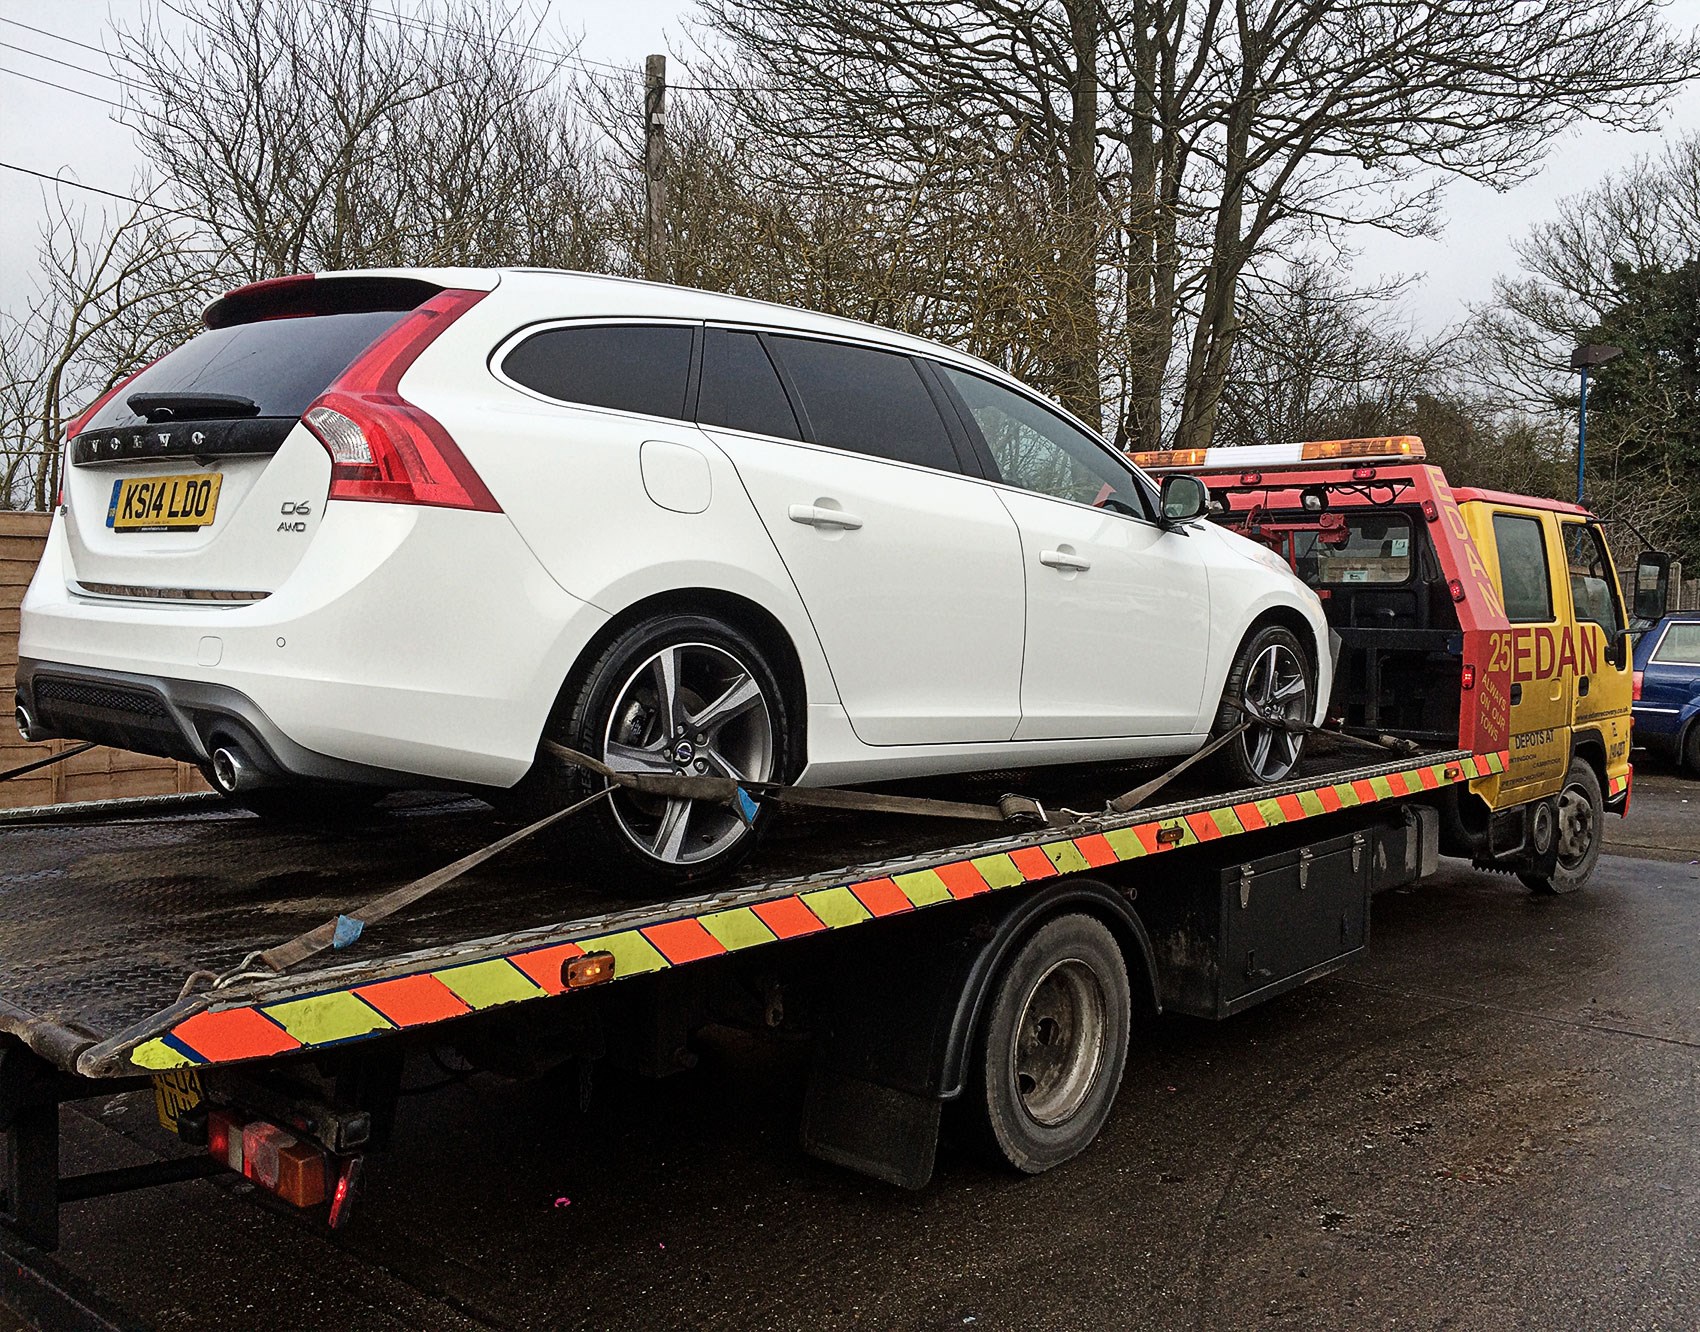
[{"left": 644, "top": 54, "right": 668, "bottom": 282}]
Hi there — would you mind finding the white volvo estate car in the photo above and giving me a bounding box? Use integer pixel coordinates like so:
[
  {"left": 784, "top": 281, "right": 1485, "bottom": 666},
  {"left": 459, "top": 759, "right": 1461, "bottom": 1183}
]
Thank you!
[{"left": 20, "top": 269, "right": 1330, "bottom": 879}]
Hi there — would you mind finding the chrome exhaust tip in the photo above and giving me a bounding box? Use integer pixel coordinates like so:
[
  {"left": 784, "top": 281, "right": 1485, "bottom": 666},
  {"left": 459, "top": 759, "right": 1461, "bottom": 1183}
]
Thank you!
[
  {"left": 210, "top": 745, "right": 253, "bottom": 794},
  {"left": 15, "top": 703, "right": 42, "bottom": 743}
]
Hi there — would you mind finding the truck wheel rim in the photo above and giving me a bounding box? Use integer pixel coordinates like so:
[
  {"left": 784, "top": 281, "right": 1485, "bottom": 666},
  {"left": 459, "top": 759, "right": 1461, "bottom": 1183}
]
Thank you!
[
  {"left": 1555, "top": 782, "right": 1595, "bottom": 871},
  {"left": 1240, "top": 642, "right": 1309, "bottom": 782},
  {"left": 1011, "top": 958, "right": 1107, "bottom": 1126},
  {"left": 602, "top": 641, "right": 775, "bottom": 865}
]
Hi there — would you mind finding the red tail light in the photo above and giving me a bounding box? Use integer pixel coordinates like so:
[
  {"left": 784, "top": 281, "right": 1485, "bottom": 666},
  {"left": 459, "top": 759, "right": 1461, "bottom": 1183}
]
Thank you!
[
  {"left": 1632, "top": 670, "right": 1643, "bottom": 700},
  {"left": 302, "top": 289, "right": 499, "bottom": 512},
  {"left": 1460, "top": 662, "right": 1476, "bottom": 691}
]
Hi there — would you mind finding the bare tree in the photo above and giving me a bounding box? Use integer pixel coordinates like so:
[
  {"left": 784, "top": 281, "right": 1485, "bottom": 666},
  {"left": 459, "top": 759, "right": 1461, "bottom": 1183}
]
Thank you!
[
  {"left": 118, "top": 0, "right": 618, "bottom": 280},
  {"left": 0, "top": 192, "right": 213, "bottom": 510},
  {"left": 1215, "top": 261, "right": 1456, "bottom": 449},
  {"left": 1474, "top": 132, "right": 1700, "bottom": 561},
  {"left": 695, "top": 0, "right": 1700, "bottom": 444}
]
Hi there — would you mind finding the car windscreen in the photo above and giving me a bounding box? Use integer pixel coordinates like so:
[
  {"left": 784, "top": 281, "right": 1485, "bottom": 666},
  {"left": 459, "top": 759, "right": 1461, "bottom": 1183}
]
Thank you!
[{"left": 81, "top": 309, "right": 409, "bottom": 433}]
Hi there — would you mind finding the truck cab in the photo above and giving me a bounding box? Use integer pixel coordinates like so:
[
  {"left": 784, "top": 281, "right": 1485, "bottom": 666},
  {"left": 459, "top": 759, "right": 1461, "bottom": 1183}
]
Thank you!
[{"left": 1131, "top": 437, "right": 1635, "bottom": 891}]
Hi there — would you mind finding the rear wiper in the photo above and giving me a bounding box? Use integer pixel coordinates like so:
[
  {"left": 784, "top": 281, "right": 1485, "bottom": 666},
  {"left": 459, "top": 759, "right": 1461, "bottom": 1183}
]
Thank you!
[{"left": 126, "top": 391, "right": 260, "bottom": 423}]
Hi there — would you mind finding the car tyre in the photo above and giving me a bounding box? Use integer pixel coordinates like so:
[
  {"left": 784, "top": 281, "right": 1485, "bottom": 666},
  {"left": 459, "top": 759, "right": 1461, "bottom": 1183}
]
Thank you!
[
  {"left": 966, "top": 914, "right": 1131, "bottom": 1174},
  {"left": 1684, "top": 723, "right": 1700, "bottom": 778},
  {"left": 1211, "top": 624, "right": 1315, "bottom": 787},
  {"left": 546, "top": 613, "right": 788, "bottom": 885},
  {"left": 1519, "top": 757, "right": 1603, "bottom": 895}
]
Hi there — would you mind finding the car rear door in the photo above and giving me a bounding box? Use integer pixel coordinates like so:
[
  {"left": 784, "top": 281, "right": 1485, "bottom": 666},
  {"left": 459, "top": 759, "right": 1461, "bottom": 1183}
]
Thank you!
[
  {"left": 931, "top": 364, "right": 1211, "bottom": 738},
  {"left": 697, "top": 328, "right": 1025, "bottom": 746}
]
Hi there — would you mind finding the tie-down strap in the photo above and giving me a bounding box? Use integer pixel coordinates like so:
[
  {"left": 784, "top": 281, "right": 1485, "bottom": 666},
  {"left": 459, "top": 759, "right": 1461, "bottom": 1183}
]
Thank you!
[{"left": 542, "top": 741, "right": 1057, "bottom": 828}]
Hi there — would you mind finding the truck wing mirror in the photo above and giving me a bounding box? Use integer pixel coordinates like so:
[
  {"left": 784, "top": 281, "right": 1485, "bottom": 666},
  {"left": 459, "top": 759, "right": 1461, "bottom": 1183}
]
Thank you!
[
  {"left": 1160, "top": 474, "right": 1208, "bottom": 526},
  {"left": 1632, "top": 550, "right": 1673, "bottom": 627}
]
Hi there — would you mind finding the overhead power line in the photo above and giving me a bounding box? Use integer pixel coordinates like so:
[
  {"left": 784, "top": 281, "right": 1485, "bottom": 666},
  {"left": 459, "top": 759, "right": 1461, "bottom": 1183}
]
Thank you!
[
  {"left": 0, "top": 15, "right": 125, "bottom": 63},
  {"left": 0, "top": 161, "right": 215, "bottom": 226},
  {"left": 0, "top": 65, "right": 130, "bottom": 111},
  {"left": 295, "top": 0, "right": 640, "bottom": 85},
  {"left": 0, "top": 39, "right": 151, "bottom": 93}
]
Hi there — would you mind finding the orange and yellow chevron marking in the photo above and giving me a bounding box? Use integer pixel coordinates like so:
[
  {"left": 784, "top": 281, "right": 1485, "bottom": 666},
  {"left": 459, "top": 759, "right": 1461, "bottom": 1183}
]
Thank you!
[{"left": 150, "top": 751, "right": 1508, "bottom": 1070}]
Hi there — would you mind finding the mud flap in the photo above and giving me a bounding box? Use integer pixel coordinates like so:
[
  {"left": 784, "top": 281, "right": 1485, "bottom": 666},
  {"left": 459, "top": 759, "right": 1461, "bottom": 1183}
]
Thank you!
[{"left": 801, "top": 1065, "right": 942, "bottom": 1190}]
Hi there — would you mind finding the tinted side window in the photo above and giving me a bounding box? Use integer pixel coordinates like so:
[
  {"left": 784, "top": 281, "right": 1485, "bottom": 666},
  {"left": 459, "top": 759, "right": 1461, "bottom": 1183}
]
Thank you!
[
  {"left": 938, "top": 365, "right": 1148, "bottom": 516},
  {"left": 1561, "top": 521, "right": 1624, "bottom": 635},
  {"left": 1492, "top": 514, "right": 1554, "bottom": 623},
  {"left": 769, "top": 336, "right": 960, "bottom": 472},
  {"left": 502, "top": 324, "right": 693, "bottom": 420},
  {"left": 696, "top": 329, "right": 801, "bottom": 440}
]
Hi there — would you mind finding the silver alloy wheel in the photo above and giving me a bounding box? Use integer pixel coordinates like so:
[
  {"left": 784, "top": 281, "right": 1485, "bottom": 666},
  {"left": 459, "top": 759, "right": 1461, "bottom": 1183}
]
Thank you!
[
  {"left": 1238, "top": 641, "right": 1311, "bottom": 783},
  {"left": 600, "top": 641, "right": 776, "bottom": 866},
  {"left": 1555, "top": 780, "right": 1596, "bottom": 872},
  {"left": 1010, "top": 958, "right": 1109, "bottom": 1126}
]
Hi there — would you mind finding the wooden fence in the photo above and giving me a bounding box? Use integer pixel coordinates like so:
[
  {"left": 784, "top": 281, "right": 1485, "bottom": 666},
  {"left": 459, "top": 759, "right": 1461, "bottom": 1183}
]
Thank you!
[{"left": 1, "top": 511, "right": 207, "bottom": 809}]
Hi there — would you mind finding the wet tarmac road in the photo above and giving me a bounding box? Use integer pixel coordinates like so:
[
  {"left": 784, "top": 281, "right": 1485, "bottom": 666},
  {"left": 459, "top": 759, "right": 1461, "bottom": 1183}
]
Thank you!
[{"left": 6, "top": 762, "right": 1698, "bottom": 1332}]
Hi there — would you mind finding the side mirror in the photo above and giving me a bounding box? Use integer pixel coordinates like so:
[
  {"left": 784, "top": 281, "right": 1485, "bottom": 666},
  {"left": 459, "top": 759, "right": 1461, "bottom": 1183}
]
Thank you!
[
  {"left": 1633, "top": 550, "right": 1672, "bottom": 624},
  {"left": 1609, "top": 628, "right": 1631, "bottom": 671},
  {"left": 1160, "top": 474, "right": 1208, "bottom": 525}
]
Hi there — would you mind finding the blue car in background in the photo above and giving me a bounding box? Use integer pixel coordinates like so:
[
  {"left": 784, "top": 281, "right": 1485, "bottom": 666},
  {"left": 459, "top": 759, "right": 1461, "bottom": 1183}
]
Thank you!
[{"left": 1633, "top": 612, "right": 1700, "bottom": 773}]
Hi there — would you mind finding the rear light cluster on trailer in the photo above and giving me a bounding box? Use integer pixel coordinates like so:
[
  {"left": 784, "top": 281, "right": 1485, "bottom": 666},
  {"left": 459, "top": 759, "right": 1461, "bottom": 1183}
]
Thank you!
[
  {"left": 206, "top": 1107, "right": 328, "bottom": 1206},
  {"left": 203, "top": 1107, "right": 359, "bottom": 1224},
  {"left": 300, "top": 288, "right": 501, "bottom": 512}
]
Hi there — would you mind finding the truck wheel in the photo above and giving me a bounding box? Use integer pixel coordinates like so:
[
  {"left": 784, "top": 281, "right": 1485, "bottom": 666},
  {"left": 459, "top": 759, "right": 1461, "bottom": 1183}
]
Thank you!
[
  {"left": 968, "top": 914, "right": 1131, "bottom": 1174},
  {"left": 552, "top": 613, "right": 787, "bottom": 883},
  {"left": 1519, "top": 758, "right": 1603, "bottom": 895},
  {"left": 1212, "top": 624, "right": 1315, "bottom": 786}
]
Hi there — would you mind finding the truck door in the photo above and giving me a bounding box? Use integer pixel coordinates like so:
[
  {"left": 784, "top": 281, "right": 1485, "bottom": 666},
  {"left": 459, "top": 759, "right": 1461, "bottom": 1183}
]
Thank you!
[
  {"left": 1485, "top": 509, "right": 1572, "bottom": 800},
  {"left": 1558, "top": 519, "right": 1633, "bottom": 785}
]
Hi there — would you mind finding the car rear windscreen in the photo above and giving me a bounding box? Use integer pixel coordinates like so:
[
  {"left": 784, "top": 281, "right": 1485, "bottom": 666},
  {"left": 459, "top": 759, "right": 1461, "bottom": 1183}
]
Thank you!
[{"left": 81, "top": 309, "right": 410, "bottom": 433}]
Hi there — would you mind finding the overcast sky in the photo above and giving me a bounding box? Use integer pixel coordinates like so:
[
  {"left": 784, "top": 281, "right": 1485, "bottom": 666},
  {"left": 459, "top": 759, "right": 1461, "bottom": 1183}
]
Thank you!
[{"left": 2, "top": 0, "right": 1697, "bottom": 329}]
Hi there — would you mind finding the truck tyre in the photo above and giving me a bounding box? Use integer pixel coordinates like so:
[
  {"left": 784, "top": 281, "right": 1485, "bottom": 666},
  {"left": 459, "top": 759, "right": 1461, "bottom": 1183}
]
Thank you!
[
  {"left": 968, "top": 914, "right": 1131, "bottom": 1174},
  {"left": 1211, "top": 624, "right": 1315, "bottom": 786},
  {"left": 1519, "top": 757, "right": 1603, "bottom": 895},
  {"left": 549, "top": 613, "right": 787, "bottom": 884}
]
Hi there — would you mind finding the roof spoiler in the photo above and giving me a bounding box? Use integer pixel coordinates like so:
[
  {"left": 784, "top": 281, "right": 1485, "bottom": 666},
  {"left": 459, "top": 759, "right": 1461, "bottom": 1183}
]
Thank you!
[{"left": 203, "top": 274, "right": 446, "bottom": 329}]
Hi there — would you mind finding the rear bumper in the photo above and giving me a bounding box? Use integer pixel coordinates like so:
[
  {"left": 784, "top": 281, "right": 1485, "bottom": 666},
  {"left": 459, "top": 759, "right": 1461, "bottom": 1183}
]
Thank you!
[
  {"left": 17, "top": 659, "right": 408, "bottom": 787},
  {"left": 18, "top": 503, "right": 611, "bottom": 788}
]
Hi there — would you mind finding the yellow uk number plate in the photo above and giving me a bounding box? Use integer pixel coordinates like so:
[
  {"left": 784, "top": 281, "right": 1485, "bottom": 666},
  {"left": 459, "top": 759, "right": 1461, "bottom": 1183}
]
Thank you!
[
  {"left": 107, "top": 472, "right": 223, "bottom": 531},
  {"left": 152, "top": 1068, "right": 205, "bottom": 1132}
]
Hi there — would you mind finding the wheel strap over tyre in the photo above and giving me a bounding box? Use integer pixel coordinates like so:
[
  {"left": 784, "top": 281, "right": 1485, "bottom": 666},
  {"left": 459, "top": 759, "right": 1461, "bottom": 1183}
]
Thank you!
[{"left": 543, "top": 741, "right": 1059, "bottom": 827}]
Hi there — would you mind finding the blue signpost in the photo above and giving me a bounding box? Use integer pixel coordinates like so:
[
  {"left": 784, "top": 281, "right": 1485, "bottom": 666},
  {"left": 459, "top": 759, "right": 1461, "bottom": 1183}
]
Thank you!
[{"left": 1569, "top": 344, "right": 1622, "bottom": 505}]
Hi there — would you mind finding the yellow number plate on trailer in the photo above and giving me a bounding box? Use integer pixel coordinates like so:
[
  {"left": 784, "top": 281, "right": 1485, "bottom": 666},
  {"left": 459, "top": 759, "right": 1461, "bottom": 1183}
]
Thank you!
[
  {"left": 107, "top": 472, "right": 223, "bottom": 531},
  {"left": 152, "top": 1068, "right": 205, "bottom": 1132}
]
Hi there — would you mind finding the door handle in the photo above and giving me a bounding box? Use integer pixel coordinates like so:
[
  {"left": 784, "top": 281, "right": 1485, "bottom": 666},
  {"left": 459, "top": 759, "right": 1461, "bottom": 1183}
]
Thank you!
[
  {"left": 1579, "top": 676, "right": 1590, "bottom": 697},
  {"left": 1510, "top": 683, "right": 1522, "bottom": 705},
  {"left": 1039, "top": 549, "right": 1092, "bottom": 572},
  {"left": 787, "top": 504, "right": 863, "bottom": 531}
]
